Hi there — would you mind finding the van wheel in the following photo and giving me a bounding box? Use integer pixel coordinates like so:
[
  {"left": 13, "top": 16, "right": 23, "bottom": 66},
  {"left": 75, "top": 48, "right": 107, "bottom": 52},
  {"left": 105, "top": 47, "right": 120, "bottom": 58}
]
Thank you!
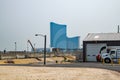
[{"left": 104, "top": 58, "right": 111, "bottom": 63}]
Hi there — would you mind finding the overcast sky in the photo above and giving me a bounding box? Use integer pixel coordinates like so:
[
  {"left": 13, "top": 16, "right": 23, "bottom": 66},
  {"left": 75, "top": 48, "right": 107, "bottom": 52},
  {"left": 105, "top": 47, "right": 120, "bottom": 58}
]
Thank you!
[{"left": 0, "top": 0, "right": 120, "bottom": 51}]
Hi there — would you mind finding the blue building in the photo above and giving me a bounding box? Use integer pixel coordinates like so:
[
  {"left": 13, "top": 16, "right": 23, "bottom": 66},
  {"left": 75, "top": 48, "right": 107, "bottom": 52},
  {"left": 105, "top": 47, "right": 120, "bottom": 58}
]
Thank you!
[
  {"left": 67, "top": 36, "right": 80, "bottom": 50},
  {"left": 50, "top": 22, "right": 80, "bottom": 51},
  {"left": 50, "top": 22, "right": 67, "bottom": 49}
]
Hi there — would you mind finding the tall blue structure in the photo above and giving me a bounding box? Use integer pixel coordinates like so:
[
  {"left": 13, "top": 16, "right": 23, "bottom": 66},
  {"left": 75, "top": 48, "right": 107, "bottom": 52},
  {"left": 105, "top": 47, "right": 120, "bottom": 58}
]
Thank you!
[
  {"left": 67, "top": 36, "right": 80, "bottom": 50},
  {"left": 50, "top": 22, "right": 80, "bottom": 51},
  {"left": 50, "top": 22, "right": 67, "bottom": 49}
]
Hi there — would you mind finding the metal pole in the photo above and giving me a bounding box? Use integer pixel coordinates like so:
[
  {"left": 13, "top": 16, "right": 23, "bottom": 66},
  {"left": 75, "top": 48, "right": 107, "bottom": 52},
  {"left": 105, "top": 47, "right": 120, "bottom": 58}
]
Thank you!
[
  {"left": 35, "top": 34, "right": 47, "bottom": 65},
  {"left": 44, "top": 35, "right": 46, "bottom": 65},
  {"left": 118, "top": 25, "right": 119, "bottom": 33},
  {"left": 15, "top": 42, "right": 17, "bottom": 51}
]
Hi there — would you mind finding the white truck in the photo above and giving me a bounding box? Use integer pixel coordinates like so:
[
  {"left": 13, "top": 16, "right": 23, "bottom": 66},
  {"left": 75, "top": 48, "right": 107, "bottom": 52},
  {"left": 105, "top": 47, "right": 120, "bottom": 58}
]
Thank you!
[{"left": 101, "top": 49, "right": 120, "bottom": 63}]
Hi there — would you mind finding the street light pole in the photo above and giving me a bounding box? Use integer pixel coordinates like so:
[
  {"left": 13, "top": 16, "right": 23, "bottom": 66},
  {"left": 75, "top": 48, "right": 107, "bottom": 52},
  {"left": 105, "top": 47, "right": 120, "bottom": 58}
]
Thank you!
[
  {"left": 44, "top": 35, "right": 46, "bottom": 65},
  {"left": 35, "top": 34, "right": 47, "bottom": 65}
]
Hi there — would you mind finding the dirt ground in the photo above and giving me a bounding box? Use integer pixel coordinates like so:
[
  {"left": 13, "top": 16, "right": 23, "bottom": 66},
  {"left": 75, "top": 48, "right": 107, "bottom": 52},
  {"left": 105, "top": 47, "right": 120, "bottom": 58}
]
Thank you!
[
  {"left": 0, "top": 65, "right": 120, "bottom": 80},
  {"left": 0, "top": 58, "right": 120, "bottom": 80}
]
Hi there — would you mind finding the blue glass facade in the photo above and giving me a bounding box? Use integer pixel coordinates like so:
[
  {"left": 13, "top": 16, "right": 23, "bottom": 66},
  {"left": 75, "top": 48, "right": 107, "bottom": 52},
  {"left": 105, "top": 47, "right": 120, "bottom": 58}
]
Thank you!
[
  {"left": 50, "top": 22, "right": 67, "bottom": 49},
  {"left": 50, "top": 22, "right": 80, "bottom": 50},
  {"left": 67, "top": 37, "right": 80, "bottom": 50}
]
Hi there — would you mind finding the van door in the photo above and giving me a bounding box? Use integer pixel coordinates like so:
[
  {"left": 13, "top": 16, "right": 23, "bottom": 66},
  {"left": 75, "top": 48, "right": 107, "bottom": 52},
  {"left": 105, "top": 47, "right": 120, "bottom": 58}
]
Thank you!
[{"left": 110, "top": 50, "right": 117, "bottom": 62}]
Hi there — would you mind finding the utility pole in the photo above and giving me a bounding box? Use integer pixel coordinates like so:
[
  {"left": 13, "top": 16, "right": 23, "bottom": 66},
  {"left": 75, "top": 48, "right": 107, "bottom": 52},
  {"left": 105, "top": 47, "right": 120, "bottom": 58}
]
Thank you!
[
  {"left": 44, "top": 35, "right": 46, "bottom": 65},
  {"left": 35, "top": 34, "right": 47, "bottom": 65},
  {"left": 118, "top": 25, "right": 119, "bottom": 33},
  {"left": 15, "top": 42, "right": 17, "bottom": 51}
]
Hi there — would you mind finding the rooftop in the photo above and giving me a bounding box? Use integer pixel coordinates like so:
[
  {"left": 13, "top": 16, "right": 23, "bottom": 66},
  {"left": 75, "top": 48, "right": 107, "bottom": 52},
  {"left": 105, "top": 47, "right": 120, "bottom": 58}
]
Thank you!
[{"left": 84, "top": 33, "right": 120, "bottom": 41}]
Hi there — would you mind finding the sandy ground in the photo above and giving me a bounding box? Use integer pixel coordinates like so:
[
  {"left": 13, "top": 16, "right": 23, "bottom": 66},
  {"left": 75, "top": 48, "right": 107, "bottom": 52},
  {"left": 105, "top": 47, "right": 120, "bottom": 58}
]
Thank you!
[
  {"left": 0, "top": 63, "right": 120, "bottom": 80},
  {"left": 0, "top": 57, "right": 66, "bottom": 64},
  {"left": 0, "top": 58, "right": 120, "bottom": 80}
]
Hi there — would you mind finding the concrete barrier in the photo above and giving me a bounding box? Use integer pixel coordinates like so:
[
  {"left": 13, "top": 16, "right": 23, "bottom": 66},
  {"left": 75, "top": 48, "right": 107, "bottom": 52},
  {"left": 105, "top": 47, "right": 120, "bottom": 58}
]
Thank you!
[
  {"left": 16, "top": 55, "right": 25, "bottom": 59},
  {"left": 0, "top": 52, "right": 79, "bottom": 60}
]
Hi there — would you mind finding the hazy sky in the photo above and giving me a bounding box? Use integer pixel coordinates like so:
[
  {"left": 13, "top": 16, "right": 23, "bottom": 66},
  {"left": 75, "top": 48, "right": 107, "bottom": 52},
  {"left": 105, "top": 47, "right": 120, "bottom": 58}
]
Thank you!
[{"left": 0, "top": 0, "right": 120, "bottom": 51}]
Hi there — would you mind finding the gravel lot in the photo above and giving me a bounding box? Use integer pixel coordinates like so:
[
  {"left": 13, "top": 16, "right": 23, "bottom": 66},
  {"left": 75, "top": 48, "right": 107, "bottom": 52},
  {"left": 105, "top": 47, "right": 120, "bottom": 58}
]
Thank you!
[{"left": 0, "top": 62, "right": 120, "bottom": 80}]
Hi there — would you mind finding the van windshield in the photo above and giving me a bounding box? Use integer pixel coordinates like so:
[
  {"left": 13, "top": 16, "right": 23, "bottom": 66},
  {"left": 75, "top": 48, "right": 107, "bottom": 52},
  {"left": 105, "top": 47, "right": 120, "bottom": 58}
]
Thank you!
[{"left": 110, "top": 51, "right": 115, "bottom": 55}]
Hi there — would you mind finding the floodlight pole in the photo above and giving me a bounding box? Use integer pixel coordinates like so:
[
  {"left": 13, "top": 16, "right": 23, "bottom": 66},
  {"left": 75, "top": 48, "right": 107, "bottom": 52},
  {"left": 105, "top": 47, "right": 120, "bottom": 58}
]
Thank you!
[
  {"left": 15, "top": 42, "right": 17, "bottom": 51},
  {"left": 44, "top": 35, "right": 46, "bottom": 65},
  {"left": 35, "top": 34, "right": 47, "bottom": 65}
]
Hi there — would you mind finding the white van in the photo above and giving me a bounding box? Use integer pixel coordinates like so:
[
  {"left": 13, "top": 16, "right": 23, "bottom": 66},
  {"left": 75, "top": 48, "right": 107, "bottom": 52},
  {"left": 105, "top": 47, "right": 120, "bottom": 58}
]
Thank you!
[{"left": 101, "top": 49, "right": 120, "bottom": 63}]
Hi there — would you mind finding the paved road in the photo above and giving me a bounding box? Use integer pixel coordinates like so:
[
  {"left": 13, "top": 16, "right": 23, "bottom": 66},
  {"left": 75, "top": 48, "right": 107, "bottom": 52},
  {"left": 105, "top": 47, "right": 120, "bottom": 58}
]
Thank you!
[{"left": 0, "top": 62, "right": 120, "bottom": 72}]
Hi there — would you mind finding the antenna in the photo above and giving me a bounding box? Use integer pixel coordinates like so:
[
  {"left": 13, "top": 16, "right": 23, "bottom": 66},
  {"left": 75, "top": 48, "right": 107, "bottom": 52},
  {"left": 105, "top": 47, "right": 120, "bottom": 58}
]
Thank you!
[{"left": 118, "top": 25, "right": 119, "bottom": 33}]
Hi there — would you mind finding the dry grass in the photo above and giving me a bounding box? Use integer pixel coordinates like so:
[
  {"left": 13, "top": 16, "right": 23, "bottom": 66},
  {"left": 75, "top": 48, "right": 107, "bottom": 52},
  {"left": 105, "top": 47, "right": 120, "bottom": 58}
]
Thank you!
[
  {"left": 0, "top": 58, "right": 39, "bottom": 64},
  {"left": 0, "top": 55, "right": 75, "bottom": 64},
  {"left": 14, "top": 58, "right": 39, "bottom": 64}
]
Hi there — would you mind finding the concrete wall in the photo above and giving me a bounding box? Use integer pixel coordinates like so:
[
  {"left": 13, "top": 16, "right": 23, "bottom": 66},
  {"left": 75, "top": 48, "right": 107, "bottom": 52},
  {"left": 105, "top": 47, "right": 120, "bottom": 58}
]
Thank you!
[
  {"left": 0, "top": 52, "right": 43, "bottom": 60},
  {"left": 0, "top": 51, "right": 83, "bottom": 61}
]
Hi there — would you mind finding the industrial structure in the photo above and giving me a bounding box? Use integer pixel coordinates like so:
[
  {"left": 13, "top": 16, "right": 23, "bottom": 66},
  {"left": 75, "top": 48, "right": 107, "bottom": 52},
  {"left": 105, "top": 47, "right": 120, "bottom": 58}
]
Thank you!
[
  {"left": 27, "top": 40, "right": 35, "bottom": 52},
  {"left": 83, "top": 33, "right": 120, "bottom": 62}
]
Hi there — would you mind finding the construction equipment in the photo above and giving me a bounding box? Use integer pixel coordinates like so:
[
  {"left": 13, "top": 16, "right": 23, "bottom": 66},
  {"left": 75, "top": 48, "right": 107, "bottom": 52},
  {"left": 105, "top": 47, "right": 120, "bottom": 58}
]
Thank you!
[{"left": 27, "top": 40, "right": 35, "bottom": 52}]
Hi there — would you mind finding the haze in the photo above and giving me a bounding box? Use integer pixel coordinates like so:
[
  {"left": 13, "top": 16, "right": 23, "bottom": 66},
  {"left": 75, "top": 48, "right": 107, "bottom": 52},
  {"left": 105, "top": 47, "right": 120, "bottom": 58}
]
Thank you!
[{"left": 0, "top": 0, "right": 120, "bottom": 51}]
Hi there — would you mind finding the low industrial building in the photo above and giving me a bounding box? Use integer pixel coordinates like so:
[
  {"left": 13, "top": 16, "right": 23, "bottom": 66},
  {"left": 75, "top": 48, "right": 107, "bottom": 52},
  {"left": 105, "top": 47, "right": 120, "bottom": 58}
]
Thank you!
[{"left": 83, "top": 33, "right": 120, "bottom": 62}]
